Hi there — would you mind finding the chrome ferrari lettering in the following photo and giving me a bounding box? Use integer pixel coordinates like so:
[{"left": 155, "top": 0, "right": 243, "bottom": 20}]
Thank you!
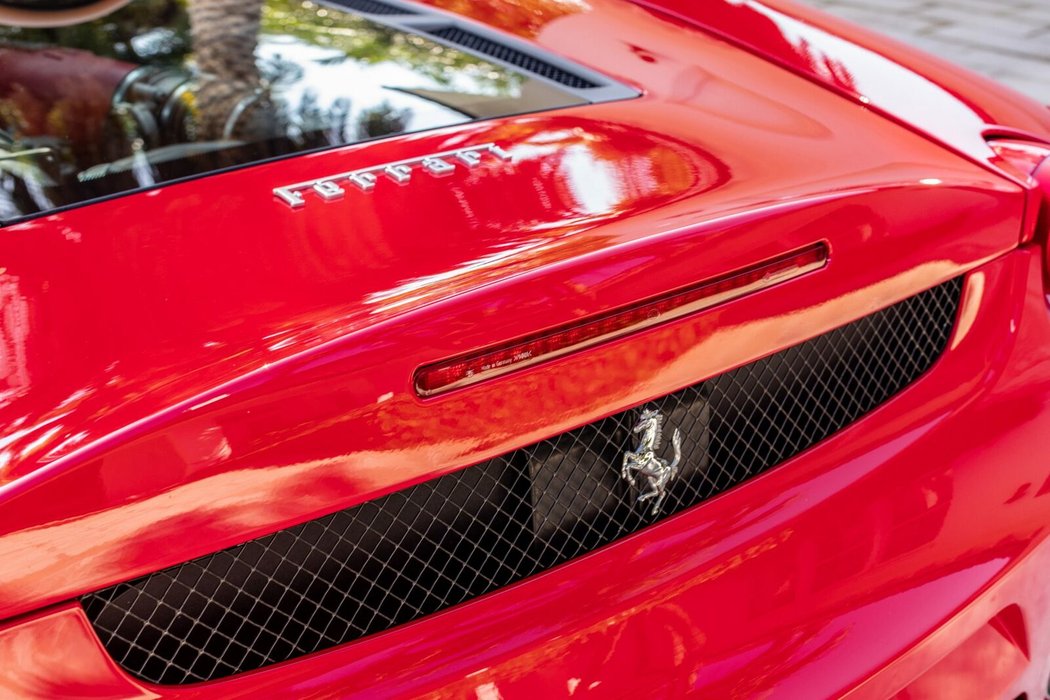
[
  {"left": 422, "top": 156, "right": 455, "bottom": 176},
  {"left": 621, "top": 408, "right": 682, "bottom": 516},
  {"left": 274, "top": 187, "right": 305, "bottom": 208},
  {"left": 488, "top": 144, "right": 514, "bottom": 161},
  {"left": 383, "top": 164, "right": 412, "bottom": 184},
  {"left": 312, "top": 180, "right": 344, "bottom": 200},
  {"left": 274, "top": 143, "right": 513, "bottom": 209},
  {"left": 348, "top": 172, "right": 377, "bottom": 192},
  {"left": 455, "top": 149, "right": 483, "bottom": 167}
]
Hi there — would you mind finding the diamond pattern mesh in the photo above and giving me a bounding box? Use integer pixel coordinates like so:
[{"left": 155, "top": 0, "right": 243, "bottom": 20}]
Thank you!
[
  {"left": 82, "top": 277, "right": 963, "bottom": 684},
  {"left": 333, "top": 0, "right": 417, "bottom": 14},
  {"left": 425, "top": 26, "right": 600, "bottom": 89}
]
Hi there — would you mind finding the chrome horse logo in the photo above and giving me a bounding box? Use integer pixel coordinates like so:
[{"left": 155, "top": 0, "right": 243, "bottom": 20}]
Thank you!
[{"left": 621, "top": 408, "right": 682, "bottom": 515}]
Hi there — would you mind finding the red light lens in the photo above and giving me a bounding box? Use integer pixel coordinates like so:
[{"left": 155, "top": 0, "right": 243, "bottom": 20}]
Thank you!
[
  {"left": 988, "top": 138, "right": 1050, "bottom": 182},
  {"left": 988, "top": 138, "right": 1050, "bottom": 290},
  {"left": 1033, "top": 157, "right": 1050, "bottom": 290},
  {"left": 415, "top": 242, "right": 829, "bottom": 397}
]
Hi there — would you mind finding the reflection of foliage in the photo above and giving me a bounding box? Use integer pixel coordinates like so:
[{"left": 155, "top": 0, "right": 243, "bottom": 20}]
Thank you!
[
  {"left": 0, "top": 0, "right": 190, "bottom": 64},
  {"left": 355, "top": 101, "right": 408, "bottom": 140},
  {"left": 0, "top": 155, "right": 51, "bottom": 220},
  {"left": 0, "top": 0, "right": 536, "bottom": 220},
  {"left": 261, "top": 0, "right": 517, "bottom": 92},
  {"left": 428, "top": 0, "right": 588, "bottom": 39}
]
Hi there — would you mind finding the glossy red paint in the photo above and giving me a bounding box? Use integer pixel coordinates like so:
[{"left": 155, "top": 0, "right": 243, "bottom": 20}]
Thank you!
[
  {"left": 2, "top": 0, "right": 1050, "bottom": 697},
  {"left": 421, "top": 0, "right": 1050, "bottom": 182},
  {"left": 890, "top": 607, "right": 1030, "bottom": 699},
  {"left": 2, "top": 250, "right": 1050, "bottom": 698},
  {"left": 0, "top": 101, "right": 1023, "bottom": 618}
]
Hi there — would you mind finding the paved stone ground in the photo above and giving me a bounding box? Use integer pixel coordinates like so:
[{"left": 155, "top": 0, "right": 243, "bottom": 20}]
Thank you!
[{"left": 800, "top": 0, "right": 1050, "bottom": 103}]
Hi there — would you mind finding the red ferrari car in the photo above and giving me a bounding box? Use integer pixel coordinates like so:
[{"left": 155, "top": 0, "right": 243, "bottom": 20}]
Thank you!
[{"left": 1, "top": 0, "right": 1049, "bottom": 697}]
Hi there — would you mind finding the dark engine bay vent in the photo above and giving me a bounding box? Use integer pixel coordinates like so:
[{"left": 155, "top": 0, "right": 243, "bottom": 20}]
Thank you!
[
  {"left": 423, "top": 25, "right": 600, "bottom": 89},
  {"left": 334, "top": 0, "right": 417, "bottom": 14}
]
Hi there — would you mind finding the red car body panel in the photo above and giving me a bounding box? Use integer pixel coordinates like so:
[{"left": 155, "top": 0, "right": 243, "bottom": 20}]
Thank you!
[
  {"left": 3, "top": 251, "right": 1050, "bottom": 699},
  {"left": 423, "top": 0, "right": 1050, "bottom": 176},
  {"left": 0, "top": 66, "right": 1025, "bottom": 616},
  {"left": 631, "top": 0, "right": 1050, "bottom": 159},
  {"left": 1, "top": 0, "right": 1050, "bottom": 698}
]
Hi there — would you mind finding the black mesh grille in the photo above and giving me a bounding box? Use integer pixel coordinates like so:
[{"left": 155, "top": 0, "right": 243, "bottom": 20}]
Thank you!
[
  {"left": 333, "top": 0, "right": 416, "bottom": 14},
  {"left": 82, "top": 278, "right": 963, "bottom": 685},
  {"left": 424, "top": 26, "right": 600, "bottom": 89}
]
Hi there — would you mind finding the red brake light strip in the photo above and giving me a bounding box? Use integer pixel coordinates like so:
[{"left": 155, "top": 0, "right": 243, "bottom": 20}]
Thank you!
[{"left": 415, "top": 242, "right": 829, "bottom": 397}]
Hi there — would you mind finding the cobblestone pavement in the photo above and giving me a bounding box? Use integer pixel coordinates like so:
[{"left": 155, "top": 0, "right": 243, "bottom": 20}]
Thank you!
[{"left": 800, "top": 0, "right": 1050, "bottom": 103}]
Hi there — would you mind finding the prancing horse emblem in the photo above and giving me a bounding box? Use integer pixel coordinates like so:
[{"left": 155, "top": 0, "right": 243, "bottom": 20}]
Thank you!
[{"left": 621, "top": 409, "right": 682, "bottom": 515}]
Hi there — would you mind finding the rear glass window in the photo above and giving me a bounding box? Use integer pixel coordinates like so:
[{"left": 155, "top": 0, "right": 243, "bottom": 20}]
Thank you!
[{"left": 0, "top": 0, "right": 586, "bottom": 223}]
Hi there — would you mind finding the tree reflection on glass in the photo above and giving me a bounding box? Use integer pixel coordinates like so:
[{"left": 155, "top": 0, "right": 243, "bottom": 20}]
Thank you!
[
  {"left": 0, "top": 0, "right": 190, "bottom": 62},
  {"left": 428, "top": 0, "right": 589, "bottom": 39},
  {"left": 261, "top": 0, "right": 516, "bottom": 92},
  {"left": 0, "top": 0, "right": 577, "bottom": 220}
]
